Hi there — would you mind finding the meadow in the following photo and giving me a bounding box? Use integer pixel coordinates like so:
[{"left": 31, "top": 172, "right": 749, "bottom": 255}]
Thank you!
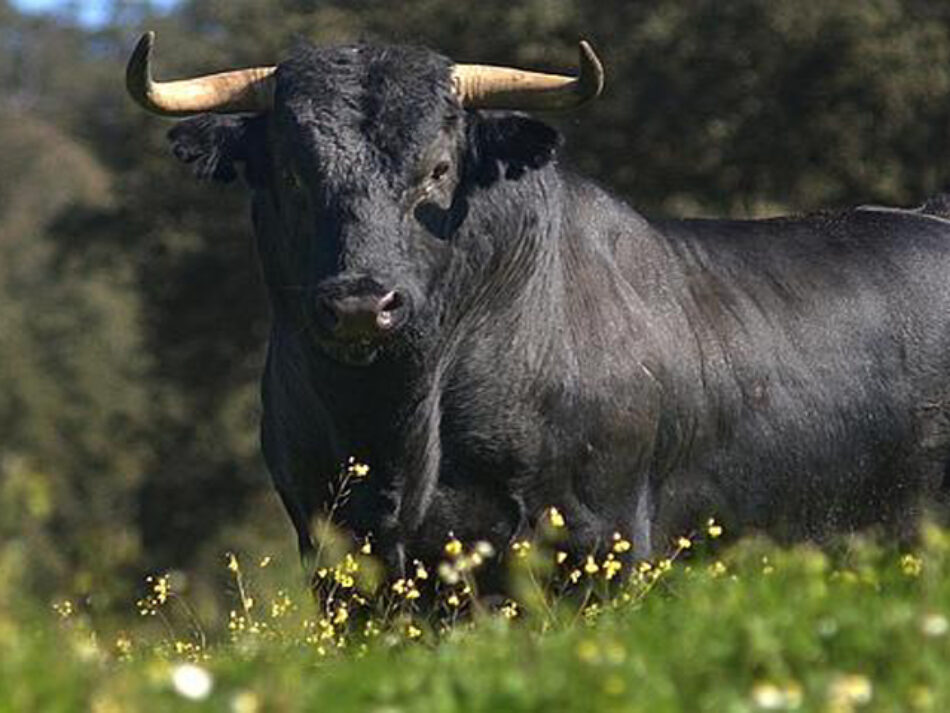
[{"left": 4, "top": 514, "right": 950, "bottom": 713}]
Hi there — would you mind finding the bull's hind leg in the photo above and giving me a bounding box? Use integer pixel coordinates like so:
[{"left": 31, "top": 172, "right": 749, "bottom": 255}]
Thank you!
[
  {"left": 904, "top": 401, "right": 950, "bottom": 539},
  {"left": 632, "top": 477, "right": 653, "bottom": 558},
  {"left": 648, "top": 471, "right": 734, "bottom": 555}
]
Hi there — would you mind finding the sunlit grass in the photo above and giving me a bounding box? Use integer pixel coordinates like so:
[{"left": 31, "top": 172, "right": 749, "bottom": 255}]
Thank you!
[{"left": 6, "top": 464, "right": 950, "bottom": 712}]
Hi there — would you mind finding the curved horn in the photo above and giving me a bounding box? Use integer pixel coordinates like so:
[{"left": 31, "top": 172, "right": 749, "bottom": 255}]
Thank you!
[
  {"left": 451, "top": 40, "right": 604, "bottom": 111},
  {"left": 126, "top": 32, "right": 276, "bottom": 117}
]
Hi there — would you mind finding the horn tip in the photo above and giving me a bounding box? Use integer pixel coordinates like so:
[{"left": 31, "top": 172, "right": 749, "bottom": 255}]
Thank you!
[
  {"left": 126, "top": 31, "right": 156, "bottom": 108},
  {"left": 577, "top": 39, "right": 605, "bottom": 100},
  {"left": 130, "top": 31, "right": 156, "bottom": 71}
]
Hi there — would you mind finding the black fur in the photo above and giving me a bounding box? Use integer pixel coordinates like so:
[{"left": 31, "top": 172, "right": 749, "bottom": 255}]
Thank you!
[{"left": 166, "top": 42, "right": 950, "bottom": 576}]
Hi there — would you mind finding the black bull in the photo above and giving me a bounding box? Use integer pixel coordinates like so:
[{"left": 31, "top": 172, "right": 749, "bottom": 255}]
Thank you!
[{"left": 151, "top": 42, "right": 950, "bottom": 573}]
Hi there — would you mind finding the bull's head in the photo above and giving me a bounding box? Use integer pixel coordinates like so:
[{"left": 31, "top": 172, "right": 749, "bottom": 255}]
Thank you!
[{"left": 127, "top": 33, "right": 603, "bottom": 366}]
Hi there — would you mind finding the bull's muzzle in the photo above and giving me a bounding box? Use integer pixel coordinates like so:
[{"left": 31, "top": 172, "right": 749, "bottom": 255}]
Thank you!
[{"left": 314, "top": 287, "right": 409, "bottom": 343}]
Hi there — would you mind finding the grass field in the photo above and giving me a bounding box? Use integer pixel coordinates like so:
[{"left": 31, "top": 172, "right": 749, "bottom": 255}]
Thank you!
[{"left": 4, "top": 520, "right": 950, "bottom": 713}]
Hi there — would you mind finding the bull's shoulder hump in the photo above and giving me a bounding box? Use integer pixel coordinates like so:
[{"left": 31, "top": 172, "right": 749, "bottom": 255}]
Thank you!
[{"left": 652, "top": 206, "right": 950, "bottom": 241}]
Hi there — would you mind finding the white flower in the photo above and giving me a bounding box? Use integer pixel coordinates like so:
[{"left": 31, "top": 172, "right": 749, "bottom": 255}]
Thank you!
[
  {"left": 171, "top": 663, "right": 214, "bottom": 700},
  {"left": 751, "top": 682, "right": 803, "bottom": 710},
  {"left": 921, "top": 613, "right": 949, "bottom": 637}
]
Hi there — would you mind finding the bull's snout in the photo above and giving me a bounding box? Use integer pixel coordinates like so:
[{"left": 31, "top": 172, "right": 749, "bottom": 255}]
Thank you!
[{"left": 315, "top": 288, "right": 409, "bottom": 342}]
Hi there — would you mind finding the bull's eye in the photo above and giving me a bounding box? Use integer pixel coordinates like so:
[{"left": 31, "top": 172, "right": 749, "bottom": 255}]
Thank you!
[{"left": 430, "top": 161, "right": 451, "bottom": 182}]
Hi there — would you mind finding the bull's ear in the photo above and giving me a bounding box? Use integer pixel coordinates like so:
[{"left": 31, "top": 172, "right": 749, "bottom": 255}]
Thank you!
[
  {"left": 167, "top": 114, "right": 266, "bottom": 184},
  {"left": 469, "top": 113, "right": 561, "bottom": 182}
]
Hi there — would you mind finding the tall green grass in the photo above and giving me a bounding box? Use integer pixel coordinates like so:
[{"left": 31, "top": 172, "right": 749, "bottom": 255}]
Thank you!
[{"left": 4, "top": 519, "right": 950, "bottom": 712}]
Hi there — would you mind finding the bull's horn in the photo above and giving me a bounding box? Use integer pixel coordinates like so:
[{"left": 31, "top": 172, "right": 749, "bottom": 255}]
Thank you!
[
  {"left": 451, "top": 40, "right": 604, "bottom": 111},
  {"left": 126, "top": 31, "right": 275, "bottom": 117}
]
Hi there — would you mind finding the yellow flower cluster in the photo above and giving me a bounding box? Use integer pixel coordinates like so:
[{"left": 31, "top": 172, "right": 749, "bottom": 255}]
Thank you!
[
  {"left": 391, "top": 577, "right": 422, "bottom": 601},
  {"left": 269, "top": 590, "right": 294, "bottom": 619},
  {"left": 113, "top": 634, "right": 134, "bottom": 661},
  {"left": 611, "top": 533, "right": 632, "bottom": 553},
  {"left": 900, "top": 553, "right": 923, "bottom": 577},
  {"left": 500, "top": 600, "right": 519, "bottom": 619},
  {"left": 438, "top": 539, "right": 494, "bottom": 585},
  {"left": 511, "top": 540, "right": 533, "bottom": 558},
  {"left": 52, "top": 600, "right": 74, "bottom": 619},
  {"left": 750, "top": 680, "right": 803, "bottom": 710},
  {"left": 346, "top": 456, "right": 370, "bottom": 479},
  {"left": 105, "top": 473, "right": 745, "bottom": 662},
  {"left": 136, "top": 574, "right": 171, "bottom": 617},
  {"left": 315, "top": 552, "right": 362, "bottom": 589},
  {"left": 827, "top": 673, "right": 873, "bottom": 712}
]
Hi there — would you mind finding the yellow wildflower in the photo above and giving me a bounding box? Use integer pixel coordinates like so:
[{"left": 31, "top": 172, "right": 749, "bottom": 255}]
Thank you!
[
  {"left": 583, "top": 555, "right": 600, "bottom": 575},
  {"left": 52, "top": 600, "right": 74, "bottom": 619},
  {"left": 474, "top": 541, "right": 495, "bottom": 558},
  {"left": 332, "top": 604, "right": 348, "bottom": 625},
  {"left": 612, "top": 532, "right": 632, "bottom": 553},
  {"left": 152, "top": 575, "right": 170, "bottom": 605},
  {"left": 603, "top": 554, "right": 622, "bottom": 580},
  {"left": 511, "top": 540, "right": 533, "bottom": 558},
  {"left": 500, "top": 601, "right": 519, "bottom": 619},
  {"left": 828, "top": 674, "right": 873, "bottom": 707},
  {"left": 438, "top": 561, "right": 460, "bottom": 584},
  {"left": 900, "top": 553, "right": 923, "bottom": 577},
  {"left": 114, "top": 635, "right": 133, "bottom": 660},
  {"left": 345, "top": 455, "right": 370, "bottom": 477},
  {"left": 444, "top": 536, "right": 463, "bottom": 558},
  {"left": 547, "top": 507, "right": 566, "bottom": 528}
]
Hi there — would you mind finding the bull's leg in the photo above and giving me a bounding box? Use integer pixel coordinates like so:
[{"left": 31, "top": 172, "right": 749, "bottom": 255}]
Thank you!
[
  {"left": 632, "top": 476, "right": 653, "bottom": 559},
  {"left": 274, "top": 485, "right": 317, "bottom": 566}
]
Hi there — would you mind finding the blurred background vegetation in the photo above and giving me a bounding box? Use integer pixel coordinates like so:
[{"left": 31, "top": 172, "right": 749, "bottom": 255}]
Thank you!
[{"left": 4, "top": 0, "right": 950, "bottom": 625}]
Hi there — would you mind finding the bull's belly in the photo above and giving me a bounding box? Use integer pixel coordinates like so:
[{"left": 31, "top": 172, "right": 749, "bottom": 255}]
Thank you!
[
  {"left": 651, "top": 406, "right": 950, "bottom": 549},
  {"left": 427, "top": 394, "right": 950, "bottom": 563}
]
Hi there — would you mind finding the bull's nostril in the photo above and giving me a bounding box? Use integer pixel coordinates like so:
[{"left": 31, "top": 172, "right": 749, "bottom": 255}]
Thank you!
[
  {"left": 378, "top": 290, "right": 403, "bottom": 313},
  {"left": 315, "top": 299, "right": 339, "bottom": 332},
  {"left": 376, "top": 290, "right": 405, "bottom": 330}
]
